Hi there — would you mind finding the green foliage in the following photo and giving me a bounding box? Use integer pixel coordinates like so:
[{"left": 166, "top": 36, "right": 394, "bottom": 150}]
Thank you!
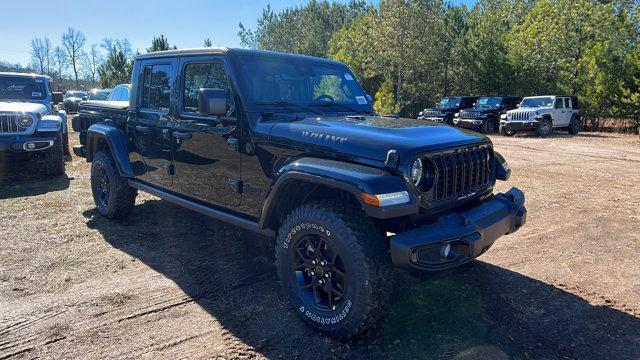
[
  {"left": 374, "top": 79, "right": 396, "bottom": 114},
  {"left": 242, "top": 0, "right": 639, "bottom": 125},
  {"left": 147, "top": 35, "right": 177, "bottom": 53},
  {"left": 98, "top": 47, "right": 132, "bottom": 88}
]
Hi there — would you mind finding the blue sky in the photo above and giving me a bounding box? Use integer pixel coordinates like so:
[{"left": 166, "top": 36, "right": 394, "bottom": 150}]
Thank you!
[{"left": 0, "top": 0, "right": 475, "bottom": 67}]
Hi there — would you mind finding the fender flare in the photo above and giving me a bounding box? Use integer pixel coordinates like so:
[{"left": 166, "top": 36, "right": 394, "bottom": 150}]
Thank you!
[
  {"left": 258, "top": 157, "right": 419, "bottom": 230},
  {"left": 86, "top": 123, "right": 133, "bottom": 177}
]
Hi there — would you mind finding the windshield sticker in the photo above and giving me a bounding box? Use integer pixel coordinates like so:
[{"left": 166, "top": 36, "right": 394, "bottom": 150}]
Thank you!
[
  {"left": 31, "top": 92, "right": 42, "bottom": 97},
  {"left": 35, "top": 79, "right": 43, "bottom": 83},
  {"left": 344, "top": 74, "right": 354, "bottom": 81},
  {"left": 356, "top": 96, "right": 367, "bottom": 105}
]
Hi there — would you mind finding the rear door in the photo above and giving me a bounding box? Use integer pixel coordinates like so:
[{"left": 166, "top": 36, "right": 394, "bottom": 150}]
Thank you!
[
  {"left": 172, "top": 56, "right": 241, "bottom": 208},
  {"left": 130, "top": 60, "right": 177, "bottom": 187}
]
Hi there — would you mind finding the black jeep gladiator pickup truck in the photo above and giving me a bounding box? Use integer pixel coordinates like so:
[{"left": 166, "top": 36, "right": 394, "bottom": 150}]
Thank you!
[{"left": 74, "top": 48, "right": 526, "bottom": 338}]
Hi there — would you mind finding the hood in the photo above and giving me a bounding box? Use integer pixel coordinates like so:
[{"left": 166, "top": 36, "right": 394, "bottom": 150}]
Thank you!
[
  {"left": 0, "top": 101, "right": 48, "bottom": 114},
  {"left": 269, "top": 115, "right": 489, "bottom": 164},
  {"left": 65, "top": 97, "right": 84, "bottom": 102}
]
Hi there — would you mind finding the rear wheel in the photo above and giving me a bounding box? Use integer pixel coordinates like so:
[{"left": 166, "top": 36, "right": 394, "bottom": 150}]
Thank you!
[
  {"left": 568, "top": 118, "right": 581, "bottom": 135},
  {"left": 275, "top": 201, "right": 390, "bottom": 338},
  {"left": 44, "top": 131, "right": 65, "bottom": 176},
  {"left": 536, "top": 118, "right": 553, "bottom": 137},
  {"left": 91, "top": 150, "right": 137, "bottom": 219}
]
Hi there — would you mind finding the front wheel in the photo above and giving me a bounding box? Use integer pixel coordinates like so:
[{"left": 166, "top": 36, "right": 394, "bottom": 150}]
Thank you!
[
  {"left": 499, "top": 124, "right": 516, "bottom": 136},
  {"left": 91, "top": 150, "right": 138, "bottom": 219},
  {"left": 275, "top": 201, "right": 390, "bottom": 338},
  {"left": 536, "top": 118, "right": 553, "bottom": 137},
  {"left": 481, "top": 119, "right": 496, "bottom": 134},
  {"left": 44, "top": 131, "right": 65, "bottom": 176}
]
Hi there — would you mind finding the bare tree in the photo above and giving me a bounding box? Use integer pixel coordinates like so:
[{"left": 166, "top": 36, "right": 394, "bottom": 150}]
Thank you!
[
  {"left": 30, "top": 38, "right": 49, "bottom": 74},
  {"left": 62, "top": 27, "right": 87, "bottom": 88},
  {"left": 53, "top": 46, "right": 68, "bottom": 90},
  {"left": 82, "top": 44, "right": 102, "bottom": 87}
]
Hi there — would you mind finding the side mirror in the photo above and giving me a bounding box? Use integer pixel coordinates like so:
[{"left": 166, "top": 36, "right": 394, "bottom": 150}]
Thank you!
[
  {"left": 198, "top": 88, "right": 228, "bottom": 116},
  {"left": 366, "top": 94, "right": 373, "bottom": 102},
  {"left": 52, "top": 92, "right": 63, "bottom": 104}
]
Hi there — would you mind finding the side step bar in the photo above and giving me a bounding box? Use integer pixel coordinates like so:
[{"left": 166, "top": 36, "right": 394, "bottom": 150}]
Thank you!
[{"left": 128, "top": 180, "right": 275, "bottom": 238}]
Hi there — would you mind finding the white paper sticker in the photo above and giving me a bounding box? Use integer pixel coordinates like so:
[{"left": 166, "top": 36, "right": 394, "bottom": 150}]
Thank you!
[
  {"left": 31, "top": 92, "right": 42, "bottom": 97},
  {"left": 35, "top": 79, "right": 43, "bottom": 83},
  {"left": 344, "top": 74, "right": 354, "bottom": 81},
  {"left": 356, "top": 96, "right": 367, "bottom": 105}
]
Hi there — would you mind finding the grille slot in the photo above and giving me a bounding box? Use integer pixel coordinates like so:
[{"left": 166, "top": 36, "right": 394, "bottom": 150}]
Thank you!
[
  {"left": 0, "top": 114, "right": 20, "bottom": 133},
  {"left": 425, "top": 146, "right": 493, "bottom": 202},
  {"left": 512, "top": 111, "right": 531, "bottom": 121}
]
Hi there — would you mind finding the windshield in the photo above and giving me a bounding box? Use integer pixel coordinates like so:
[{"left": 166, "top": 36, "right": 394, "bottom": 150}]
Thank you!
[
  {"left": 66, "top": 91, "right": 87, "bottom": 98},
  {"left": 89, "top": 90, "right": 110, "bottom": 100},
  {"left": 236, "top": 55, "right": 372, "bottom": 114},
  {"left": 0, "top": 75, "right": 47, "bottom": 101},
  {"left": 520, "top": 97, "right": 553, "bottom": 108},
  {"left": 436, "top": 97, "right": 461, "bottom": 108},
  {"left": 476, "top": 97, "right": 502, "bottom": 108}
]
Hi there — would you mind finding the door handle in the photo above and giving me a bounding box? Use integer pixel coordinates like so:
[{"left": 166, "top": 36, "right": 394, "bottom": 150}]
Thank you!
[
  {"left": 173, "top": 131, "right": 192, "bottom": 140},
  {"left": 135, "top": 125, "right": 149, "bottom": 133}
]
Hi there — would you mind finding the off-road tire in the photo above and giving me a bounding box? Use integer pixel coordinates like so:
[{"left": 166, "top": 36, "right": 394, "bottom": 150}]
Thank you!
[
  {"left": 44, "top": 132, "right": 65, "bottom": 176},
  {"left": 275, "top": 201, "right": 390, "bottom": 338},
  {"left": 499, "top": 124, "right": 516, "bottom": 136},
  {"left": 568, "top": 118, "right": 581, "bottom": 135},
  {"left": 481, "top": 119, "right": 496, "bottom": 134},
  {"left": 63, "top": 130, "right": 71, "bottom": 157},
  {"left": 91, "top": 150, "right": 137, "bottom": 219},
  {"left": 536, "top": 118, "right": 553, "bottom": 137}
]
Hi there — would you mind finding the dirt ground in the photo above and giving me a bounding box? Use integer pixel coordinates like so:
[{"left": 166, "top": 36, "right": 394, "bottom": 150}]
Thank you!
[{"left": 1, "top": 124, "right": 639, "bottom": 359}]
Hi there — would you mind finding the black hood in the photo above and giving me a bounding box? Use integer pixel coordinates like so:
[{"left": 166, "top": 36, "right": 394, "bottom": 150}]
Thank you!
[{"left": 269, "top": 115, "right": 489, "bottom": 164}]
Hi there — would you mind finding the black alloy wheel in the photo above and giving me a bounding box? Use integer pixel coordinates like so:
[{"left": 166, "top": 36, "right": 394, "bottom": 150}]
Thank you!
[{"left": 293, "top": 234, "right": 347, "bottom": 311}]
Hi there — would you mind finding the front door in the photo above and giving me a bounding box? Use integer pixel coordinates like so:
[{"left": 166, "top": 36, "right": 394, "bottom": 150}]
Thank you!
[
  {"left": 132, "top": 61, "right": 176, "bottom": 187},
  {"left": 172, "top": 57, "right": 241, "bottom": 208}
]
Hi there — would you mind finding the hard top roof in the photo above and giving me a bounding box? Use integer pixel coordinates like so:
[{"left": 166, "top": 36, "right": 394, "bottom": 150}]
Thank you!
[
  {"left": 134, "top": 47, "right": 344, "bottom": 65},
  {"left": 0, "top": 72, "right": 52, "bottom": 80}
]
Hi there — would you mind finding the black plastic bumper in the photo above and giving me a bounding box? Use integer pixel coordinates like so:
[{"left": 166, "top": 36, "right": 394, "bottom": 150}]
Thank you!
[
  {"left": 390, "top": 187, "right": 526, "bottom": 271},
  {"left": 0, "top": 135, "right": 57, "bottom": 153},
  {"left": 500, "top": 121, "right": 539, "bottom": 131},
  {"left": 455, "top": 119, "right": 484, "bottom": 129}
]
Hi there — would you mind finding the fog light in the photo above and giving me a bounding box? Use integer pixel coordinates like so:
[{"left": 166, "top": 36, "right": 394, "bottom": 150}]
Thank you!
[
  {"left": 441, "top": 244, "right": 451, "bottom": 259},
  {"left": 26, "top": 142, "right": 36, "bottom": 150}
]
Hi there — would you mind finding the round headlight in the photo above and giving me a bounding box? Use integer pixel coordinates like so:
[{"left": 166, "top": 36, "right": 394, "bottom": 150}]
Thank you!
[
  {"left": 411, "top": 159, "right": 423, "bottom": 185},
  {"left": 454, "top": 112, "right": 459, "bottom": 118},
  {"left": 17, "top": 115, "right": 33, "bottom": 128}
]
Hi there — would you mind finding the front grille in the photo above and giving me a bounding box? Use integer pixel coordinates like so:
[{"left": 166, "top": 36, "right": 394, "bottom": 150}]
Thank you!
[
  {"left": 423, "top": 110, "right": 443, "bottom": 118},
  {"left": 511, "top": 111, "right": 531, "bottom": 121},
  {"left": 423, "top": 145, "right": 493, "bottom": 202},
  {"left": 459, "top": 110, "right": 480, "bottom": 119},
  {"left": 0, "top": 114, "right": 20, "bottom": 133}
]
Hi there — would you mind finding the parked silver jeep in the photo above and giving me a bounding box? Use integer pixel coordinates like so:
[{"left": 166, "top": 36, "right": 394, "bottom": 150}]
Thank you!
[
  {"left": 500, "top": 95, "right": 581, "bottom": 137},
  {"left": 0, "top": 72, "right": 68, "bottom": 175}
]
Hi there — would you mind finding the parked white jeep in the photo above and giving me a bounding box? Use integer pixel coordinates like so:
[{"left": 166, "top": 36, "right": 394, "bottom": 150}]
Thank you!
[{"left": 500, "top": 95, "right": 581, "bottom": 137}]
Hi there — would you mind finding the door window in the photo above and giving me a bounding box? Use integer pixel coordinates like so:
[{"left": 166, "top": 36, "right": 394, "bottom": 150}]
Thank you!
[
  {"left": 141, "top": 64, "right": 172, "bottom": 112},
  {"left": 108, "top": 87, "right": 122, "bottom": 101},
  {"left": 564, "top": 98, "right": 571, "bottom": 109},
  {"left": 182, "top": 62, "right": 234, "bottom": 115},
  {"left": 554, "top": 98, "right": 563, "bottom": 109}
]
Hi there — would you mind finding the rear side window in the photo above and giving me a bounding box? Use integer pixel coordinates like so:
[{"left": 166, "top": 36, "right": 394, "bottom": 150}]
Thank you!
[
  {"left": 120, "top": 87, "right": 129, "bottom": 101},
  {"left": 564, "top": 98, "right": 570, "bottom": 109},
  {"left": 108, "top": 87, "right": 122, "bottom": 101},
  {"left": 554, "top": 98, "right": 563, "bottom": 109},
  {"left": 141, "top": 64, "right": 172, "bottom": 111},
  {"left": 183, "top": 62, "right": 233, "bottom": 114}
]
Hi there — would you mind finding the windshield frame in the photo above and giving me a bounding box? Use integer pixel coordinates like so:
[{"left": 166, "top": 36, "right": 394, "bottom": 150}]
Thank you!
[
  {"left": 436, "top": 97, "right": 462, "bottom": 109},
  {"left": 231, "top": 52, "right": 374, "bottom": 117},
  {"left": 520, "top": 97, "right": 554, "bottom": 108}
]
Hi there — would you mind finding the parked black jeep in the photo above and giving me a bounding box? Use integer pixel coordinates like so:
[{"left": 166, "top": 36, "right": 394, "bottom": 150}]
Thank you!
[
  {"left": 418, "top": 96, "right": 478, "bottom": 125},
  {"left": 74, "top": 48, "right": 526, "bottom": 338},
  {"left": 454, "top": 96, "right": 522, "bottom": 134}
]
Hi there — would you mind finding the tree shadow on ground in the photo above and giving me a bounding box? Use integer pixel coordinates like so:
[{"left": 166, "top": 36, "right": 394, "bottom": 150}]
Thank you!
[
  {"left": 0, "top": 156, "right": 71, "bottom": 199},
  {"left": 83, "top": 199, "right": 640, "bottom": 360}
]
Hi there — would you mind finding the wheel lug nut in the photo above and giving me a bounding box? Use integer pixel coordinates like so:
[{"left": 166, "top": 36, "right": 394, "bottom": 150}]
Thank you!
[
  {"left": 318, "top": 279, "right": 324, "bottom": 285},
  {"left": 311, "top": 260, "right": 316, "bottom": 265},
  {"left": 324, "top": 273, "right": 329, "bottom": 278},
  {"left": 320, "top": 261, "right": 326, "bottom": 266},
  {"left": 310, "top": 271, "right": 315, "bottom": 276}
]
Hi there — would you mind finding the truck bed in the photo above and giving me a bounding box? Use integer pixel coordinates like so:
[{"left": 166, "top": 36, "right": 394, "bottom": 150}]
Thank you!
[{"left": 72, "top": 100, "right": 129, "bottom": 145}]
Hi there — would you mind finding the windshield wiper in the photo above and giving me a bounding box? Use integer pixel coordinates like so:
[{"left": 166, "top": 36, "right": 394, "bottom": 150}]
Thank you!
[
  {"left": 309, "top": 102, "right": 374, "bottom": 115},
  {"left": 255, "top": 101, "right": 324, "bottom": 115}
]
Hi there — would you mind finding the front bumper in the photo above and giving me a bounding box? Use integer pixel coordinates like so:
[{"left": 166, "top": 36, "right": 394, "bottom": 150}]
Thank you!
[
  {"left": 390, "top": 187, "right": 526, "bottom": 271},
  {"left": 500, "top": 120, "right": 539, "bottom": 131},
  {"left": 455, "top": 118, "right": 484, "bottom": 128},
  {"left": 0, "top": 135, "right": 58, "bottom": 153}
]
